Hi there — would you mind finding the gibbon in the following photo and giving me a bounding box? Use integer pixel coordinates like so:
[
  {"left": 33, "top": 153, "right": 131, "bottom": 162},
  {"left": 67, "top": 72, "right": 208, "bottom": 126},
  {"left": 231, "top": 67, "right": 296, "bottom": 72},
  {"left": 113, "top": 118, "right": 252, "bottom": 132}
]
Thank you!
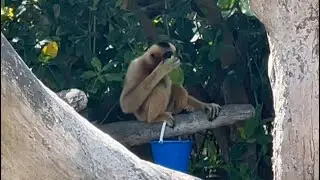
[{"left": 120, "top": 42, "right": 221, "bottom": 128}]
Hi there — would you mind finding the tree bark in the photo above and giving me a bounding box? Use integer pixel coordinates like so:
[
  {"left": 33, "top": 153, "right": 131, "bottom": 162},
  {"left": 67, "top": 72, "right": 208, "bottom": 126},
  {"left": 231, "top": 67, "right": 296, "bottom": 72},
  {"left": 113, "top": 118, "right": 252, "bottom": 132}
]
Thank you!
[
  {"left": 250, "top": 1, "right": 319, "bottom": 179},
  {"left": 0, "top": 33, "right": 200, "bottom": 180},
  {"left": 55, "top": 89, "right": 255, "bottom": 147},
  {"left": 95, "top": 104, "right": 254, "bottom": 147}
]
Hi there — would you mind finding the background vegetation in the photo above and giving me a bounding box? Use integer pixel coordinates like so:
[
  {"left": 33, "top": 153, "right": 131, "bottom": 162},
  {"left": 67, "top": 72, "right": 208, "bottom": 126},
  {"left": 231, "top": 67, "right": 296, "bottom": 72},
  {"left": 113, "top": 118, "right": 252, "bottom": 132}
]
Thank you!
[{"left": 1, "top": 0, "right": 274, "bottom": 179}]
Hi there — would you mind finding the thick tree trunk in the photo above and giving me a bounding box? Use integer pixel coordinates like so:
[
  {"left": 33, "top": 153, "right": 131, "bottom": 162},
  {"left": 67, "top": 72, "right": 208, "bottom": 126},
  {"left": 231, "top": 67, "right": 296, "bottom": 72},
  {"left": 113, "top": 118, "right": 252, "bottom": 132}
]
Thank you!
[
  {"left": 0, "top": 33, "right": 200, "bottom": 180},
  {"left": 250, "top": 1, "right": 319, "bottom": 179}
]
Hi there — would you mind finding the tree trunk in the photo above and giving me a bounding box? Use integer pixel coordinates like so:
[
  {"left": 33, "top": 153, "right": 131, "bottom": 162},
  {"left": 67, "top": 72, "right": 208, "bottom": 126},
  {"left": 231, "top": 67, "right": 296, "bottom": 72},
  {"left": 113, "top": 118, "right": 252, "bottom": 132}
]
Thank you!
[
  {"left": 0, "top": 33, "right": 200, "bottom": 180},
  {"left": 250, "top": 1, "right": 319, "bottom": 179}
]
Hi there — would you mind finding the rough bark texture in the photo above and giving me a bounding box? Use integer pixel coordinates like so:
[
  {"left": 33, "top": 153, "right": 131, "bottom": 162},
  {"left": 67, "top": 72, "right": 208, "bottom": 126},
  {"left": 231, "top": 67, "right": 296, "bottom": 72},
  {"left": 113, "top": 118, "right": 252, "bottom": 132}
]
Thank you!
[
  {"left": 95, "top": 104, "right": 255, "bottom": 147},
  {"left": 1, "top": 33, "right": 201, "bottom": 180},
  {"left": 55, "top": 91, "right": 255, "bottom": 147},
  {"left": 250, "top": 1, "right": 319, "bottom": 180}
]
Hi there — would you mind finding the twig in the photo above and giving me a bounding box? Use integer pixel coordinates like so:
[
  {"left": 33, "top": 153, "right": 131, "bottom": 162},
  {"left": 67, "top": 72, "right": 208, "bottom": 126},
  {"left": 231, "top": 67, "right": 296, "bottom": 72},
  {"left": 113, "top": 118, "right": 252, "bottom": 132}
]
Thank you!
[{"left": 100, "top": 102, "right": 119, "bottom": 124}]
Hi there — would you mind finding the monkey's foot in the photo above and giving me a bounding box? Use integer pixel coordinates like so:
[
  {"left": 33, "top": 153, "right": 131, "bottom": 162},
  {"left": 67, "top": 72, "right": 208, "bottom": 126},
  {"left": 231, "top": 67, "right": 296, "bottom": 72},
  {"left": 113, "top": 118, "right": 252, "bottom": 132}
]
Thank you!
[
  {"left": 166, "top": 118, "right": 175, "bottom": 128},
  {"left": 156, "top": 112, "right": 175, "bottom": 128},
  {"left": 204, "top": 103, "right": 221, "bottom": 122},
  {"left": 165, "top": 113, "right": 175, "bottom": 128}
]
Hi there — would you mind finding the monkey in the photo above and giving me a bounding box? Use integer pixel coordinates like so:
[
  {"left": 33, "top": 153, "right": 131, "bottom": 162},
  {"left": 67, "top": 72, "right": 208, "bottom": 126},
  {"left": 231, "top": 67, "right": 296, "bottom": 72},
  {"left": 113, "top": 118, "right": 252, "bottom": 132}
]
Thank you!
[{"left": 119, "top": 41, "right": 221, "bottom": 128}]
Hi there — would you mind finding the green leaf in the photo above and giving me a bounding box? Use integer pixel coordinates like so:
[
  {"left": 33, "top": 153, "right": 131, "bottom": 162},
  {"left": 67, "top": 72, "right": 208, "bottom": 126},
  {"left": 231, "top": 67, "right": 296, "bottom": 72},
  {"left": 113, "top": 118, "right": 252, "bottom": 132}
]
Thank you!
[
  {"left": 256, "top": 134, "right": 272, "bottom": 145},
  {"left": 239, "top": 0, "right": 256, "bottom": 16},
  {"left": 108, "top": 29, "right": 122, "bottom": 43},
  {"left": 91, "top": 57, "right": 102, "bottom": 71},
  {"left": 104, "top": 73, "right": 123, "bottom": 82},
  {"left": 88, "top": 79, "right": 99, "bottom": 94},
  {"left": 217, "top": 0, "right": 237, "bottom": 10},
  {"left": 243, "top": 116, "right": 259, "bottom": 138},
  {"left": 80, "top": 71, "right": 97, "bottom": 79},
  {"left": 74, "top": 41, "right": 85, "bottom": 57},
  {"left": 102, "top": 61, "right": 117, "bottom": 72},
  {"left": 221, "top": 8, "right": 238, "bottom": 19},
  {"left": 238, "top": 127, "right": 246, "bottom": 139},
  {"left": 239, "top": 163, "right": 250, "bottom": 175},
  {"left": 243, "top": 105, "right": 263, "bottom": 138},
  {"left": 88, "top": 6, "right": 97, "bottom": 11},
  {"left": 230, "top": 143, "right": 247, "bottom": 160},
  {"left": 115, "top": 0, "right": 123, "bottom": 8},
  {"left": 38, "top": 53, "right": 52, "bottom": 64},
  {"left": 246, "top": 138, "right": 256, "bottom": 143},
  {"left": 123, "top": 51, "right": 135, "bottom": 64},
  {"left": 97, "top": 75, "right": 105, "bottom": 83},
  {"left": 208, "top": 46, "right": 220, "bottom": 62}
]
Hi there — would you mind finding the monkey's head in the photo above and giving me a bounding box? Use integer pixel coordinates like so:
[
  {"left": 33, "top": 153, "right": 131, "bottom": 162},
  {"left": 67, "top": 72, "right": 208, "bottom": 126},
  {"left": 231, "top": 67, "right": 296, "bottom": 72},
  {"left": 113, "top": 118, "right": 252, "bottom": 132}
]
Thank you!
[{"left": 145, "top": 41, "right": 180, "bottom": 66}]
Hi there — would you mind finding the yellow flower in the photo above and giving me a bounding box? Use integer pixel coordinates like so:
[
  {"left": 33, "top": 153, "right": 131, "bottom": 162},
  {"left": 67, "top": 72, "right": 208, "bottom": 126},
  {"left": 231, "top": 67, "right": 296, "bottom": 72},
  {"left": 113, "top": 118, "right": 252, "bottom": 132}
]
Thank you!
[
  {"left": 1, "top": 7, "right": 14, "bottom": 20},
  {"left": 42, "top": 41, "right": 59, "bottom": 58}
]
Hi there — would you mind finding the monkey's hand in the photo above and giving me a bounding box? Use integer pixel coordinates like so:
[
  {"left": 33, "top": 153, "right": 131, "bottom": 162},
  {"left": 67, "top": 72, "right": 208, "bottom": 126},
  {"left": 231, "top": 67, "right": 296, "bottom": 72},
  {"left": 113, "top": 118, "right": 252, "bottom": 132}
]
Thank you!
[
  {"left": 204, "top": 103, "right": 221, "bottom": 122},
  {"left": 159, "top": 56, "right": 181, "bottom": 73},
  {"left": 164, "top": 55, "right": 180, "bottom": 65}
]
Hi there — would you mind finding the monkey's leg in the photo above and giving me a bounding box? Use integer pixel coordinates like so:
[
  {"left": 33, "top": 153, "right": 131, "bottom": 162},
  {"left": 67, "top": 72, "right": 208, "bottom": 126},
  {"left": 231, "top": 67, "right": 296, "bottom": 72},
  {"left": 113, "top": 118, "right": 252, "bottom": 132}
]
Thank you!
[
  {"left": 170, "top": 84, "right": 221, "bottom": 121},
  {"left": 167, "top": 84, "right": 189, "bottom": 115},
  {"left": 135, "top": 83, "right": 175, "bottom": 127},
  {"left": 146, "top": 84, "right": 176, "bottom": 127}
]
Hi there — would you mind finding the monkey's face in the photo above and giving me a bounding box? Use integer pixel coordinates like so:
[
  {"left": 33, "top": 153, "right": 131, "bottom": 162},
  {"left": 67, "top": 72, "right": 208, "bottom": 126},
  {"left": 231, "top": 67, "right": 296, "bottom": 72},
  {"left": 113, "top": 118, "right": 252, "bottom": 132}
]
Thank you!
[{"left": 148, "top": 41, "right": 181, "bottom": 65}]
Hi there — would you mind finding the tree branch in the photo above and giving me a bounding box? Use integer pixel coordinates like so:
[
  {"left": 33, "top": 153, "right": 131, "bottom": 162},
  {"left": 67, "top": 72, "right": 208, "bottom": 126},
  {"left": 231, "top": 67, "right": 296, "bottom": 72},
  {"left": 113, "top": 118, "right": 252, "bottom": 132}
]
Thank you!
[
  {"left": 1, "top": 33, "right": 200, "bottom": 179},
  {"left": 94, "top": 104, "right": 255, "bottom": 147}
]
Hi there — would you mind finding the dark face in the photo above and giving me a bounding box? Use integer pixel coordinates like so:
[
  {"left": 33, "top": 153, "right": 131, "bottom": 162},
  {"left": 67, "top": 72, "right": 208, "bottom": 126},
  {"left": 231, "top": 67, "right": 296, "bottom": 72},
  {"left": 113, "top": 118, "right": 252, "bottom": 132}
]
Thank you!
[
  {"left": 156, "top": 41, "right": 174, "bottom": 60},
  {"left": 147, "top": 41, "right": 182, "bottom": 69},
  {"left": 150, "top": 48, "right": 174, "bottom": 64},
  {"left": 155, "top": 41, "right": 182, "bottom": 60}
]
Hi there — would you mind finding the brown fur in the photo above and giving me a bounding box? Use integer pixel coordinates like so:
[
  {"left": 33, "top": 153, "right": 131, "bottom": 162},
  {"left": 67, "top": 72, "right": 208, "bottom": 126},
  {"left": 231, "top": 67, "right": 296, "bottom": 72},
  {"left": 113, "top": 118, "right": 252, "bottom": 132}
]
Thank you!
[{"left": 120, "top": 42, "right": 220, "bottom": 127}]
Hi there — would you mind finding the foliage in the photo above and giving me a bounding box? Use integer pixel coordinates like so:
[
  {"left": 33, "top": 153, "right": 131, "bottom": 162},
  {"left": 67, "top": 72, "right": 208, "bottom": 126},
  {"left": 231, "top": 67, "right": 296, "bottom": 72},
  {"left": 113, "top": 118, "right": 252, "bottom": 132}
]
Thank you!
[
  {"left": 190, "top": 106, "right": 272, "bottom": 179},
  {"left": 1, "top": 0, "right": 273, "bottom": 179}
]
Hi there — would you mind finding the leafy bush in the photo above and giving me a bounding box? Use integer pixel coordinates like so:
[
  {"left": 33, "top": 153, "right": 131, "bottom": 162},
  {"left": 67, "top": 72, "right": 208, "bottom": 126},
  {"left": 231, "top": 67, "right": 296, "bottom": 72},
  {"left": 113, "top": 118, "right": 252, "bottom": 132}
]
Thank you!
[{"left": 1, "top": 0, "right": 274, "bottom": 179}]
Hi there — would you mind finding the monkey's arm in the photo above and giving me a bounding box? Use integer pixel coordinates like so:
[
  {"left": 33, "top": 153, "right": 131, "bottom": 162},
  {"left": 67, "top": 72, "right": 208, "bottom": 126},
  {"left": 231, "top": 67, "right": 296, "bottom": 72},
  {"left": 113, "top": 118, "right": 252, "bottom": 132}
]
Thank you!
[{"left": 120, "top": 58, "right": 180, "bottom": 113}]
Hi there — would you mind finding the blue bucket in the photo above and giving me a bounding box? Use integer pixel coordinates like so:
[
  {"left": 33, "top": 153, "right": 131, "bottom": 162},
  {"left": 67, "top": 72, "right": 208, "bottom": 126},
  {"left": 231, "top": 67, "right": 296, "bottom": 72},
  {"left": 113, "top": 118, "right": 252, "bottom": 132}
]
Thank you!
[{"left": 150, "top": 140, "right": 193, "bottom": 173}]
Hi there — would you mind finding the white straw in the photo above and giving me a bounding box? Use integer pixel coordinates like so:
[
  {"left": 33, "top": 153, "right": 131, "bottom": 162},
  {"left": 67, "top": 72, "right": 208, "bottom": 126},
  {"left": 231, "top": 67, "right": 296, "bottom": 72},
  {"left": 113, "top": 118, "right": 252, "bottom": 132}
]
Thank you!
[{"left": 159, "top": 121, "right": 167, "bottom": 143}]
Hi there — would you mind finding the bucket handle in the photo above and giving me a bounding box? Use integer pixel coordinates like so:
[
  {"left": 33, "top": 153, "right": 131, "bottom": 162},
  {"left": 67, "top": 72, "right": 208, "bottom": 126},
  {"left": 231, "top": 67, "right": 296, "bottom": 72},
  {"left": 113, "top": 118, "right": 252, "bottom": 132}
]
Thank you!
[{"left": 159, "top": 121, "right": 167, "bottom": 143}]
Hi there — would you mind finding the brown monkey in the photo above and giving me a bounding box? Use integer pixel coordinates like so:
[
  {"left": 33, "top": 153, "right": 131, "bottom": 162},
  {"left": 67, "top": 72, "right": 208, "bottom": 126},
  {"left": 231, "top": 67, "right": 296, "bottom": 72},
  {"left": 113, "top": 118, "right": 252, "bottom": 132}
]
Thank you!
[{"left": 120, "top": 42, "right": 220, "bottom": 128}]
